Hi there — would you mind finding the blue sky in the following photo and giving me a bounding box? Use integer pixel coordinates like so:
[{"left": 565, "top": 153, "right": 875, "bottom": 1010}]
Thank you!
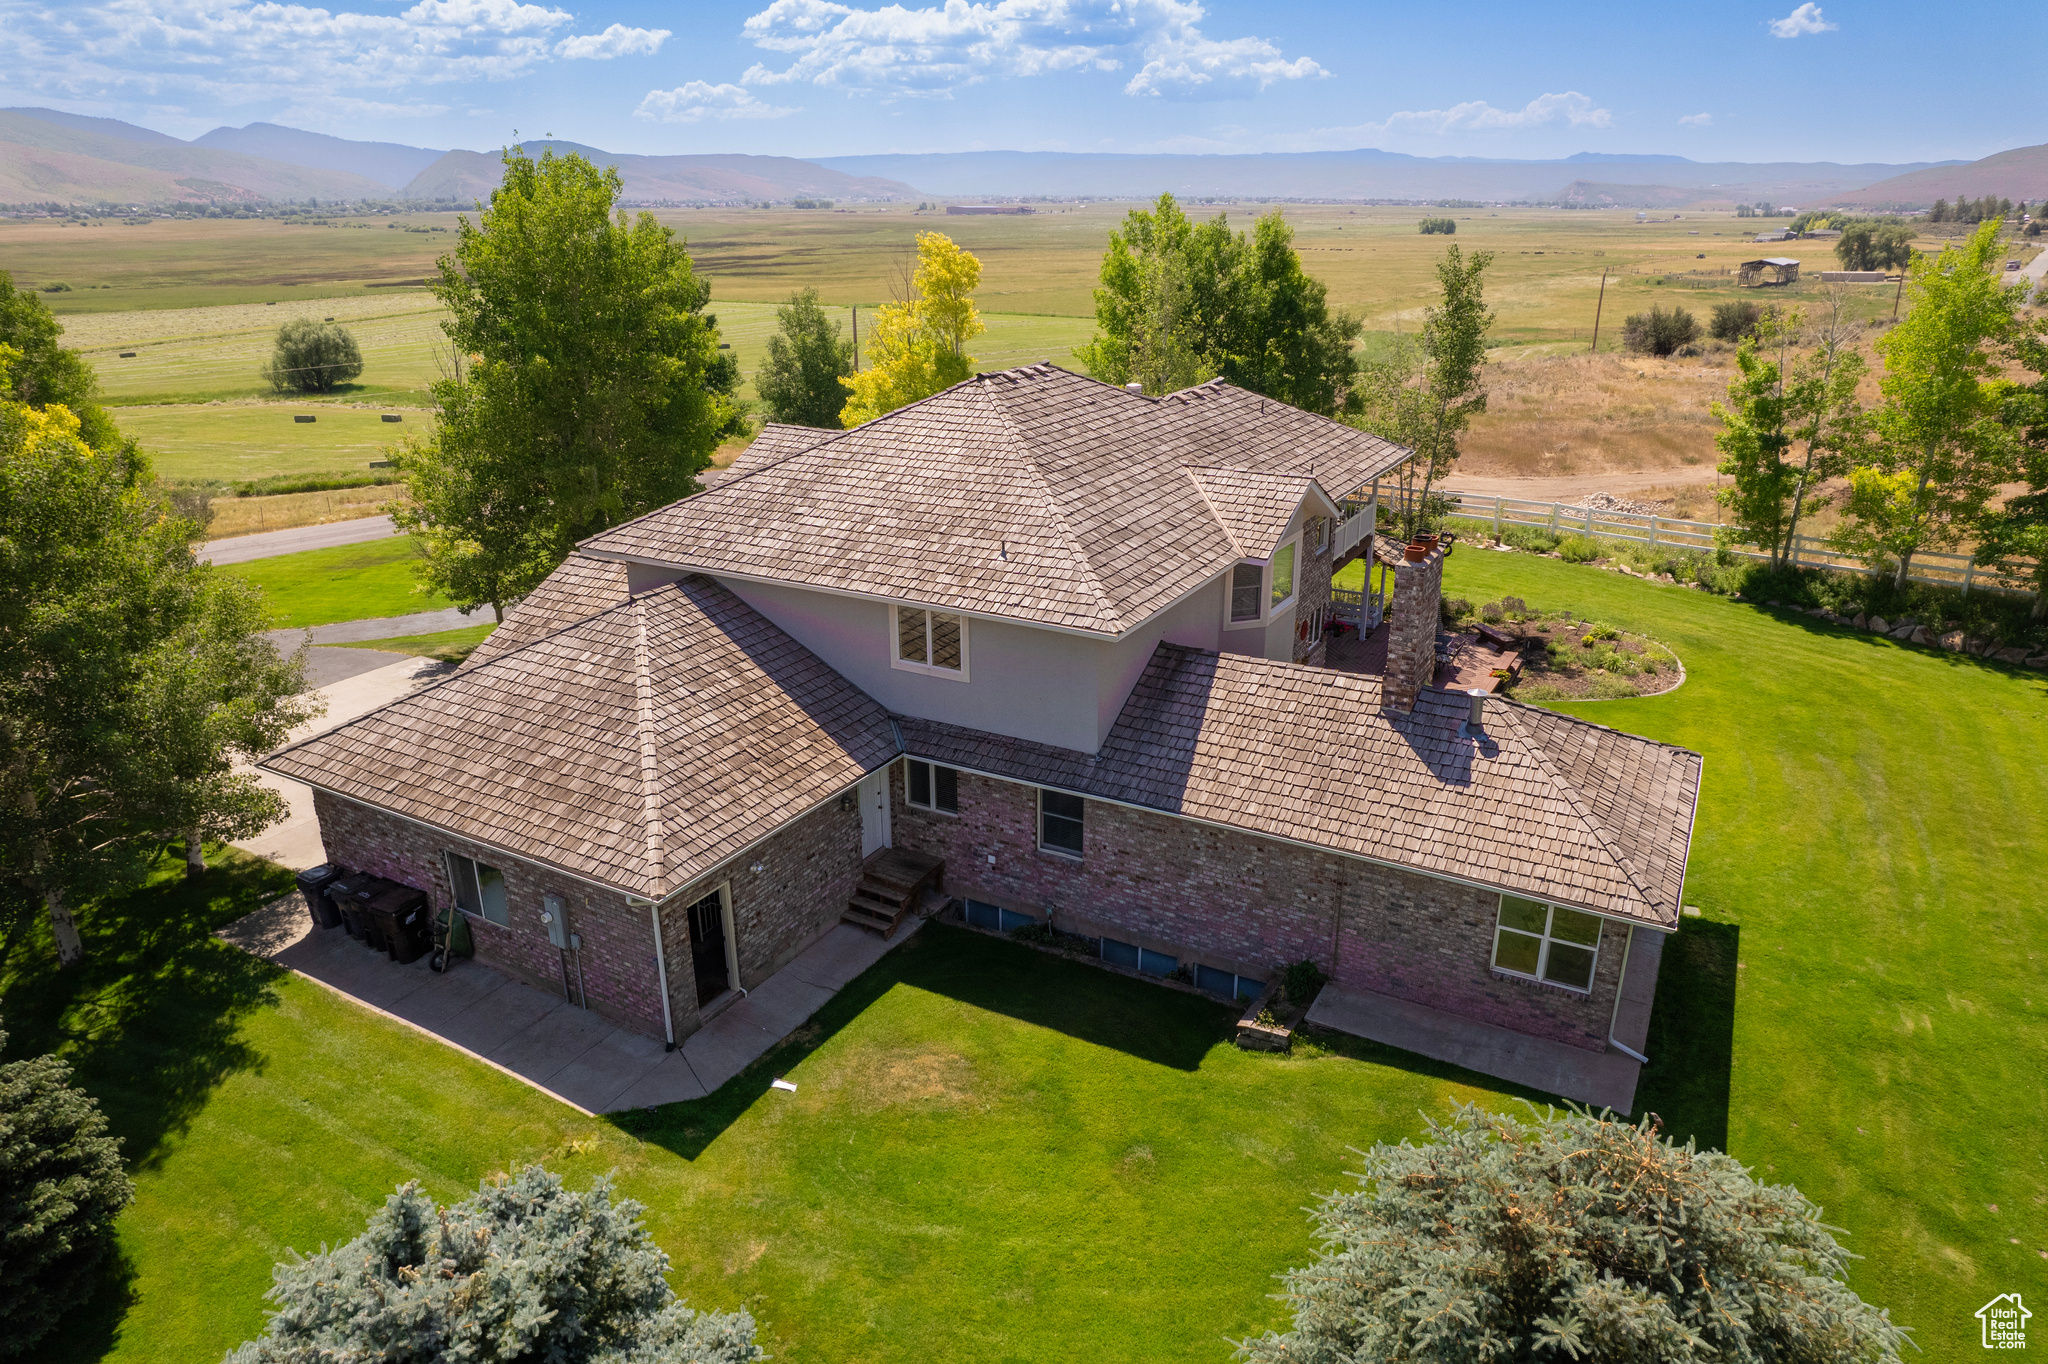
[{"left": 1, "top": 0, "right": 2038, "bottom": 164}]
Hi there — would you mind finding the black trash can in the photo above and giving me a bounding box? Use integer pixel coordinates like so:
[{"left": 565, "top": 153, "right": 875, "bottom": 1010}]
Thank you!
[
  {"left": 328, "top": 873, "right": 394, "bottom": 946},
  {"left": 295, "top": 864, "right": 347, "bottom": 931},
  {"left": 367, "top": 886, "right": 433, "bottom": 965}
]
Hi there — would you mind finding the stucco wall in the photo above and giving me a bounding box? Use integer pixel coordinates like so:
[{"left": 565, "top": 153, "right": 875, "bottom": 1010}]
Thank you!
[{"left": 887, "top": 760, "right": 1631, "bottom": 1051}]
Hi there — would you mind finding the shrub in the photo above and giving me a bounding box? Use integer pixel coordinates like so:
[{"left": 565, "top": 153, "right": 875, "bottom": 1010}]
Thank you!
[
  {"left": 1479, "top": 599, "right": 1506, "bottom": 623},
  {"left": 261, "top": 318, "right": 363, "bottom": 394},
  {"left": 1498, "top": 595, "right": 1528, "bottom": 618},
  {"left": 1580, "top": 622, "right": 1620, "bottom": 642},
  {"left": 1282, "top": 959, "right": 1327, "bottom": 1006},
  {"left": 1709, "top": 301, "right": 1766, "bottom": 341},
  {"left": 1621, "top": 305, "right": 1700, "bottom": 357},
  {"left": 226, "top": 1166, "right": 761, "bottom": 1363},
  {"left": 1557, "top": 535, "right": 1603, "bottom": 563},
  {"left": 1440, "top": 597, "right": 1474, "bottom": 626},
  {"left": 1239, "top": 1104, "right": 1909, "bottom": 1364},
  {"left": 1418, "top": 217, "right": 1456, "bottom": 235},
  {"left": 0, "top": 1026, "right": 135, "bottom": 1355}
]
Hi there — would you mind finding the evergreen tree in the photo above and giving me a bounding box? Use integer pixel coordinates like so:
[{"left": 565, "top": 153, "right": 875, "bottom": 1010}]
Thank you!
[
  {"left": 394, "top": 146, "right": 743, "bottom": 620},
  {"left": 1239, "top": 1104, "right": 1908, "bottom": 1364},
  {"left": 755, "top": 287, "right": 854, "bottom": 429},
  {"left": 0, "top": 1024, "right": 134, "bottom": 1356},
  {"left": 226, "top": 1167, "right": 762, "bottom": 1364}
]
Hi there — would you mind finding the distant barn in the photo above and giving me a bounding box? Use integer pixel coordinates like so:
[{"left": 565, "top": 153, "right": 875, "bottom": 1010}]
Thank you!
[{"left": 1739, "top": 257, "right": 1801, "bottom": 287}]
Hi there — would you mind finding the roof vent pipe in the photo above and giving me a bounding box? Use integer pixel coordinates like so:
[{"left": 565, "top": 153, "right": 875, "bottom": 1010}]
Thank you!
[
  {"left": 1124, "top": 381, "right": 1143, "bottom": 393},
  {"left": 1461, "top": 688, "right": 1487, "bottom": 736}
]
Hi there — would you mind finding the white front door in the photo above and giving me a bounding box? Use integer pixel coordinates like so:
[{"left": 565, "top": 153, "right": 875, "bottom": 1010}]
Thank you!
[{"left": 858, "top": 766, "right": 892, "bottom": 857}]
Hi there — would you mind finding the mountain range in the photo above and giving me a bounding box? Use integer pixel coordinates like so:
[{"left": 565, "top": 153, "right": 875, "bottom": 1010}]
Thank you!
[{"left": 0, "top": 106, "right": 2036, "bottom": 210}]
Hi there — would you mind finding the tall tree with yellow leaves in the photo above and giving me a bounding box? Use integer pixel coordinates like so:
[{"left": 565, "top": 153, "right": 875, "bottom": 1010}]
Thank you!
[{"left": 840, "top": 232, "right": 985, "bottom": 426}]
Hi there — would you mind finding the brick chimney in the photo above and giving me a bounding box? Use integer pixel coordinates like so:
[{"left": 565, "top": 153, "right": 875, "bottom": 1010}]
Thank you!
[{"left": 1381, "top": 538, "right": 1444, "bottom": 714}]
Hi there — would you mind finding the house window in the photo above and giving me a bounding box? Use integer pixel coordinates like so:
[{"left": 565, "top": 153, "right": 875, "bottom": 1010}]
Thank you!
[
  {"left": 1195, "top": 964, "right": 1264, "bottom": 1001},
  {"left": 1270, "top": 541, "right": 1296, "bottom": 608},
  {"left": 892, "top": 605, "right": 967, "bottom": 678},
  {"left": 1103, "top": 936, "right": 1177, "bottom": 976},
  {"left": 447, "top": 852, "right": 508, "bottom": 926},
  {"left": 1313, "top": 517, "right": 1329, "bottom": 553},
  {"left": 1492, "top": 895, "right": 1602, "bottom": 992},
  {"left": 905, "top": 758, "right": 959, "bottom": 814},
  {"left": 1229, "top": 563, "right": 1263, "bottom": 623},
  {"left": 1039, "top": 789, "right": 1084, "bottom": 856},
  {"left": 964, "top": 898, "right": 1038, "bottom": 933}
]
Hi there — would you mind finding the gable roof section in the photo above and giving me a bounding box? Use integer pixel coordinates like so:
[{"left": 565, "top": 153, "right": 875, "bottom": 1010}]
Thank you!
[
  {"left": 1186, "top": 466, "right": 1333, "bottom": 559},
  {"left": 578, "top": 364, "right": 1413, "bottom": 638},
  {"left": 895, "top": 645, "right": 1701, "bottom": 929},
  {"left": 263, "top": 576, "right": 898, "bottom": 900}
]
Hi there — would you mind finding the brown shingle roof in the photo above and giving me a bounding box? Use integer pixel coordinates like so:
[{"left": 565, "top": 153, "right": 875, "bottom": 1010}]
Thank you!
[
  {"left": 462, "top": 553, "right": 629, "bottom": 670},
  {"left": 895, "top": 645, "right": 1701, "bottom": 928},
  {"left": 263, "top": 576, "right": 898, "bottom": 900},
  {"left": 578, "top": 364, "right": 1413, "bottom": 637},
  {"left": 1186, "top": 466, "right": 1329, "bottom": 558}
]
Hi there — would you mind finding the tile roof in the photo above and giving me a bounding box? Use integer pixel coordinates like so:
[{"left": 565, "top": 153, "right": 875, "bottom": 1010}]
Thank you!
[
  {"left": 263, "top": 576, "right": 898, "bottom": 901},
  {"left": 895, "top": 645, "right": 1701, "bottom": 929},
  {"left": 578, "top": 364, "right": 1413, "bottom": 637}
]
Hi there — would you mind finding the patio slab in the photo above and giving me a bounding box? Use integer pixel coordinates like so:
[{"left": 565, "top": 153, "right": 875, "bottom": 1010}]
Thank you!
[
  {"left": 1306, "top": 983, "right": 1642, "bottom": 1112},
  {"left": 224, "top": 894, "right": 922, "bottom": 1114}
]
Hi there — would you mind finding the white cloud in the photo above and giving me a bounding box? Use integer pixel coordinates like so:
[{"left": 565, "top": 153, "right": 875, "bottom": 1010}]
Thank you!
[
  {"left": 637, "top": 82, "right": 798, "bottom": 122},
  {"left": 737, "top": 0, "right": 1324, "bottom": 101},
  {"left": 1360, "top": 91, "right": 1614, "bottom": 138},
  {"left": 0, "top": 0, "right": 666, "bottom": 122},
  {"left": 1769, "top": 3, "right": 1837, "bottom": 37},
  {"left": 556, "top": 23, "right": 670, "bottom": 60},
  {"left": 1679, "top": 111, "right": 1713, "bottom": 127}
]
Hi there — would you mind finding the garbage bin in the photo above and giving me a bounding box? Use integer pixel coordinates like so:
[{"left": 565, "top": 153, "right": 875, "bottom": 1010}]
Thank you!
[
  {"left": 329, "top": 873, "right": 394, "bottom": 946},
  {"left": 366, "top": 886, "right": 432, "bottom": 965},
  {"left": 295, "top": 864, "right": 347, "bottom": 931}
]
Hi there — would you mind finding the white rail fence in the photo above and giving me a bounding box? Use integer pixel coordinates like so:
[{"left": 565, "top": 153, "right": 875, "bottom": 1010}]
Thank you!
[{"left": 1437, "top": 490, "right": 2040, "bottom": 600}]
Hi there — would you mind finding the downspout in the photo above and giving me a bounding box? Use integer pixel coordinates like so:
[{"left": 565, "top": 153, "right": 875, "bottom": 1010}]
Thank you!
[{"left": 648, "top": 902, "right": 676, "bottom": 1051}]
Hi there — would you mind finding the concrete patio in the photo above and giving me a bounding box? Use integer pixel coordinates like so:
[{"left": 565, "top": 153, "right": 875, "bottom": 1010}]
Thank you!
[
  {"left": 223, "top": 892, "right": 920, "bottom": 1115},
  {"left": 1306, "top": 983, "right": 1643, "bottom": 1112}
]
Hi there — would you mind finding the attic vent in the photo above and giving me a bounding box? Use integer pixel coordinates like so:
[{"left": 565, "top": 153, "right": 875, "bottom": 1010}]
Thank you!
[{"left": 1124, "top": 382, "right": 1142, "bottom": 393}]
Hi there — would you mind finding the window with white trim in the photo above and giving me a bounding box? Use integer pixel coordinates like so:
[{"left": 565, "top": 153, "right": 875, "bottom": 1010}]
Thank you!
[
  {"left": 1269, "top": 540, "right": 1296, "bottom": 608},
  {"left": 1313, "top": 517, "right": 1329, "bottom": 554},
  {"left": 892, "top": 605, "right": 967, "bottom": 678},
  {"left": 964, "top": 898, "right": 1038, "bottom": 933},
  {"left": 905, "top": 758, "right": 959, "bottom": 814},
  {"left": 1039, "top": 789, "right": 1084, "bottom": 856},
  {"left": 447, "top": 852, "right": 509, "bottom": 926},
  {"left": 1229, "top": 563, "right": 1263, "bottom": 623},
  {"left": 1492, "top": 895, "right": 1601, "bottom": 991}
]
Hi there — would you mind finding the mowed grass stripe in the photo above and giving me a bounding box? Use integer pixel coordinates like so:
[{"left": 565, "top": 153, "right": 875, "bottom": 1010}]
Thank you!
[{"left": 219, "top": 536, "right": 448, "bottom": 628}]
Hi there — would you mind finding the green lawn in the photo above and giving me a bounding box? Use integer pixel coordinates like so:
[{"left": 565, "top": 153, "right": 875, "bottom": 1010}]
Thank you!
[
  {"left": 2, "top": 551, "right": 2040, "bottom": 1362},
  {"left": 336, "top": 621, "right": 496, "bottom": 664},
  {"left": 113, "top": 404, "right": 429, "bottom": 484},
  {"left": 220, "top": 537, "right": 449, "bottom": 628}
]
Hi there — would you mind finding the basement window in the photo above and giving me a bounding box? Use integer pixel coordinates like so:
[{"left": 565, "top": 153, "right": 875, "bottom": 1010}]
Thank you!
[
  {"left": 1195, "top": 964, "right": 1265, "bottom": 1001},
  {"left": 1229, "top": 563, "right": 1263, "bottom": 623},
  {"left": 905, "top": 758, "right": 959, "bottom": 814},
  {"left": 447, "top": 852, "right": 508, "bottom": 926},
  {"left": 892, "top": 605, "right": 968, "bottom": 679},
  {"left": 1102, "top": 936, "right": 1177, "bottom": 976},
  {"left": 1492, "top": 895, "right": 1601, "bottom": 992},
  {"left": 964, "top": 898, "right": 1038, "bottom": 933},
  {"left": 1038, "top": 789, "right": 1084, "bottom": 857}
]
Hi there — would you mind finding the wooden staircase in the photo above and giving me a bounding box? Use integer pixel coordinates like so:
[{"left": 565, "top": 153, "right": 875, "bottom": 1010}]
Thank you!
[{"left": 842, "top": 846, "right": 944, "bottom": 938}]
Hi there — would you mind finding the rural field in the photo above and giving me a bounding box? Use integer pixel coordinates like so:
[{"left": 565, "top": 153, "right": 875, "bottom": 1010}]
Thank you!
[
  {"left": 3, "top": 550, "right": 2039, "bottom": 1362},
  {"left": 7, "top": 203, "right": 2013, "bottom": 498}
]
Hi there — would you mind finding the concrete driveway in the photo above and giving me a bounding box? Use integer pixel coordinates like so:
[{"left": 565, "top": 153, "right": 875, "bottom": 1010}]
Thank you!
[{"left": 202, "top": 514, "right": 398, "bottom": 565}]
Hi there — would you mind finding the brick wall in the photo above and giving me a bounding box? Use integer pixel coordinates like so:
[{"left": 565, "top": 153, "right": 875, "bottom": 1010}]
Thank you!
[
  {"left": 313, "top": 786, "right": 869, "bottom": 1045},
  {"left": 653, "top": 794, "right": 869, "bottom": 1035},
  {"left": 889, "top": 762, "right": 1625, "bottom": 1050},
  {"left": 1292, "top": 516, "right": 1335, "bottom": 666},
  {"left": 1383, "top": 543, "right": 1444, "bottom": 713},
  {"left": 312, "top": 790, "right": 667, "bottom": 1037}
]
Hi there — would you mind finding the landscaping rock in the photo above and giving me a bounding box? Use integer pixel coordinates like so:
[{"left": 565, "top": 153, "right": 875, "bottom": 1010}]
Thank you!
[
  {"left": 1852, "top": 612, "right": 1868, "bottom": 629},
  {"left": 1867, "top": 616, "right": 1889, "bottom": 633},
  {"left": 1939, "top": 630, "right": 1967, "bottom": 652},
  {"left": 1994, "top": 646, "right": 2031, "bottom": 665},
  {"left": 1894, "top": 616, "right": 1918, "bottom": 631},
  {"left": 2028, "top": 654, "right": 2048, "bottom": 670},
  {"left": 1805, "top": 606, "right": 1829, "bottom": 618},
  {"left": 1891, "top": 625, "right": 1916, "bottom": 639},
  {"left": 1909, "top": 626, "right": 1933, "bottom": 644}
]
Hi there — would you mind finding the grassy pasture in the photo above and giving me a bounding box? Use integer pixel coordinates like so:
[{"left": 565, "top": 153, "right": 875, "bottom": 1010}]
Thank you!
[{"left": 119, "top": 404, "right": 428, "bottom": 483}]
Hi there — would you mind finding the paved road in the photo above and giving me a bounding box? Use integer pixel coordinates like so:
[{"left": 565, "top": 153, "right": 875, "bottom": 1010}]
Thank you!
[
  {"left": 264, "top": 605, "right": 480, "bottom": 650},
  {"left": 203, "top": 514, "right": 398, "bottom": 566},
  {"left": 1448, "top": 467, "right": 1721, "bottom": 500}
]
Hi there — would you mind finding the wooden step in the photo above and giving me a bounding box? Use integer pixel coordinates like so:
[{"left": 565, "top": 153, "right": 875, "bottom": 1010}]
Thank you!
[{"left": 841, "top": 899, "right": 906, "bottom": 937}]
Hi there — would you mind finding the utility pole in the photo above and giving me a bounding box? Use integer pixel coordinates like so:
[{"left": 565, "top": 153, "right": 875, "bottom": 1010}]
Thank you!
[
  {"left": 1588, "top": 268, "right": 1609, "bottom": 353},
  {"left": 852, "top": 306, "right": 860, "bottom": 370},
  {"left": 1891, "top": 271, "right": 1906, "bottom": 321}
]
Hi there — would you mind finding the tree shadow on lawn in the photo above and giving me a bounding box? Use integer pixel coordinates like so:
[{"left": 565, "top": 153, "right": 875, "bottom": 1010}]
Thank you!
[
  {"left": 0, "top": 845, "right": 299, "bottom": 1173},
  {"left": 612, "top": 922, "right": 1241, "bottom": 1160}
]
